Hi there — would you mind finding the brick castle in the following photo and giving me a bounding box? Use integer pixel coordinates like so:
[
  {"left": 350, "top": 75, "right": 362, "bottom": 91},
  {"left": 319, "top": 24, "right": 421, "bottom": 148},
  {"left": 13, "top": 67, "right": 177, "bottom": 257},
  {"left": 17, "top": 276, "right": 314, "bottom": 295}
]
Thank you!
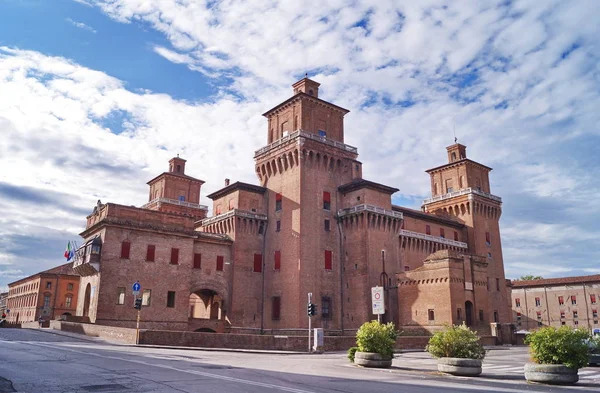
[{"left": 70, "top": 77, "right": 510, "bottom": 335}]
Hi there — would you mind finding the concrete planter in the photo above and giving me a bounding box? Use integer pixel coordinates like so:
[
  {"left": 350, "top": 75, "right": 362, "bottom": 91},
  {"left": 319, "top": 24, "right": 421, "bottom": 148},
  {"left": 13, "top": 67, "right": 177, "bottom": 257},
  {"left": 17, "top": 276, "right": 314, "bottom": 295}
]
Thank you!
[
  {"left": 437, "top": 358, "right": 482, "bottom": 376},
  {"left": 354, "top": 352, "right": 392, "bottom": 368},
  {"left": 588, "top": 353, "right": 600, "bottom": 367},
  {"left": 524, "top": 363, "right": 578, "bottom": 385}
]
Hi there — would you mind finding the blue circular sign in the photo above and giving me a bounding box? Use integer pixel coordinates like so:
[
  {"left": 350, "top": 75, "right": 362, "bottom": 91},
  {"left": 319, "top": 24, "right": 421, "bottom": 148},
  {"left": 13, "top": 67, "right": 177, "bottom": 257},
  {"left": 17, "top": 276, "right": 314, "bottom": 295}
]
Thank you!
[{"left": 132, "top": 281, "right": 141, "bottom": 291}]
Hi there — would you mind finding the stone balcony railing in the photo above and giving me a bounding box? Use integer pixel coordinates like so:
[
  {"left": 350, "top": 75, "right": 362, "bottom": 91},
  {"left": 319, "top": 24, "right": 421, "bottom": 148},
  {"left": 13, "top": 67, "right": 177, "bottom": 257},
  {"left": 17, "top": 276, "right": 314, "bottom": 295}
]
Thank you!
[
  {"left": 142, "top": 197, "right": 208, "bottom": 211},
  {"left": 254, "top": 130, "right": 358, "bottom": 157},
  {"left": 422, "top": 187, "right": 502, "bottom": 205},
  {"left": 337, "top": 204, "right": 404, "bottom": 219},
  {"left": 200, "top": 209, "right": 268, "bottom": 227},
  {"left": 399, "top": 229, "right": 468, "bottom": 249}
]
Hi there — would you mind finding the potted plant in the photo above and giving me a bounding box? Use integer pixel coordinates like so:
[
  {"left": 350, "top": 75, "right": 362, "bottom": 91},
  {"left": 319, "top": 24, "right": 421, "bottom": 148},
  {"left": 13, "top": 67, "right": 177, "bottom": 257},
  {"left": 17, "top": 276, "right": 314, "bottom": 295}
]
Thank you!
[
  {"left": 426, "top": 324, "right": 486, "bottom": 376},
  {"left": 349, "top": 321, "right": 398, "bottom": 368},
  {"left": 524, "top": 326, "right": 590, "bottom": 384}
]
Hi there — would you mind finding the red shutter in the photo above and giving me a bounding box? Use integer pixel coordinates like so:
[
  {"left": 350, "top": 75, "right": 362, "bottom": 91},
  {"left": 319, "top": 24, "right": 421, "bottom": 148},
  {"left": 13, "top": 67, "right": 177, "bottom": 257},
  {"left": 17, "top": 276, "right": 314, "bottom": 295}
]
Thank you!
[
  {"left": 120, "top": 241, "right": 130, "bottom": 259},
  {"left": 170, "top": 248, "right": 179, "bottom": 265},
  {"left": 146, "top": 245, "right": 155, "bottom": 262},
  {"left": 193, "top": 253, "right": 202, "bottom": 269},
  {"left": 324, "top": 250, "right": 332, "bottom": 270},
  {"left": 276, "top": 193, "right": 282, "bottom": 201},
  {"left": 426, "top": 225, "right": 431, "bottom": 235},
  {"left": 591, "top": 294, "right": 596, "bottom": 303},
  {"left": 272, "top": 297, "right": 280, "bottom": 320},
  {"left": 274, "top": 251, "right": 281, "bottom": 270},
  {"left": 323, "top": 192, "right": 331, "bottom": 203},
  {"left": 253, "top": 254, "right": 262, "bottom": 272},
  {"left": 216, "top": 256, "right": 224, "bottom": 271}
]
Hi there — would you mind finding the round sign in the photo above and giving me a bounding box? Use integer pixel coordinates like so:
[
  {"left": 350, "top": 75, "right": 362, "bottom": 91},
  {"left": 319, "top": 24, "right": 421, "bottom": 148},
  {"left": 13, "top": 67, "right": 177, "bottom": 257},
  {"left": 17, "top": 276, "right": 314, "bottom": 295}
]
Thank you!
[
  {"left": 132, "top": 281, "right": 141, "bottom": 292},
  {"left": 374, "top": 293, "right": 381, "bottom": 300}
]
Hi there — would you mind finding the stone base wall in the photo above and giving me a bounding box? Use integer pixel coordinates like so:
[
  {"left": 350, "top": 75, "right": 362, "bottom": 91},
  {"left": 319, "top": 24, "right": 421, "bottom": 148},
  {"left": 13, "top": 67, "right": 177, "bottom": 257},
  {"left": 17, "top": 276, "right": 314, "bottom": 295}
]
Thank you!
[{"left": 49, "top": 321, "right": 137, "bottom": 344}]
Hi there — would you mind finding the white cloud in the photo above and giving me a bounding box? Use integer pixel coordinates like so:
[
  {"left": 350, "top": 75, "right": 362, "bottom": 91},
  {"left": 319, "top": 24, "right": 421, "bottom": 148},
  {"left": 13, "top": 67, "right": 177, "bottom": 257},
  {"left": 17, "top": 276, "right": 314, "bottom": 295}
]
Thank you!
[{"left": 66, "top": 18, "right": 97, "bottom": 34}]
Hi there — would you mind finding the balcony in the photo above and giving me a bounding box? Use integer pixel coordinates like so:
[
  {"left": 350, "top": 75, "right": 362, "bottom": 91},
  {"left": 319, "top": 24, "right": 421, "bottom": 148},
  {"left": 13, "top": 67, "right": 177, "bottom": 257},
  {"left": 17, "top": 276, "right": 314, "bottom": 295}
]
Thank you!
[
  {"left": 422, "top": 187, "right": 502, "bottom": 205},
  {"left": 200, "top": 209, "right": 268, "bottom": 227},
  {"left": 142, "top": 197, "right": 208, "bottom": 211},
  {"left": 337, "top": 204, "right": 404, "bottom": 219},
  {"left": 399, "top": 229, "right": 468, "bottom": 249},
  {"left": 254, "top": 130, "right": 358, "bottom": 157}
]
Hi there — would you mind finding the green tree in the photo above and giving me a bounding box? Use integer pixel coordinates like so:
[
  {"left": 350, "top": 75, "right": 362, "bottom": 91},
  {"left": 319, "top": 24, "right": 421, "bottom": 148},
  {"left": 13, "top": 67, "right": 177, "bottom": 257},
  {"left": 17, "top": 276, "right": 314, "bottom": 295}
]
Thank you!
[{"left": 519, "top": 275, "right": 543, "bottom": 281}]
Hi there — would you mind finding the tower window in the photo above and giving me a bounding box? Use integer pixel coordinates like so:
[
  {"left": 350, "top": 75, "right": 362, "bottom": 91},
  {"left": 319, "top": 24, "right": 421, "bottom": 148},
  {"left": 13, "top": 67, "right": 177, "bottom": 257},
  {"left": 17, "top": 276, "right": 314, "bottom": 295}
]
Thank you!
[
  {"left": 272, "top": 296, "right": 281, "bottom": 320},
  {"left": 170, "top": 248, "right": 179, "bottom": 265},
  {"left": 322, "top": 296, "right": 331, "bottom": 320},
  {"left": 176, "top": 165, "right": 181, "bottom": 172},
  {"left": 440, "top": 228, "right": 445, "bottom": 238},
  {"left": 274, "top": 250, "right": 281, "bottom": 270},
  {"left": 179, "top": 195, "right": 185, "bottom": 201},
  {"left": 451, "top": 152, "right": 457, "bottom": 161},
  {"left": 146, "top": 245, "right": 155, "bottom": 262},
  {"left": 120, "top": 241, "right": 131, "bottom": 259},
  {"left": 573, "top": 311, "right": 578, "bottom": 318},
  {"left": 485, "top": 232, "right": 491, "bottom": 245},
  {"left": 167, "top": 291, "right": 176, "bottom": 308},
  {"left": 318, "top": 130, "right": 326, "bottom": 138},
  {"left": 323, "top": 192, "right": 331, "bottom": 210},
  {"left": 496, "top": 278, "right": 500, "bottom": 291},
  {"left": 454, "top": 231, "right": 458, "bottom": 241},
  {"left": 275, "top": 193, "right": 282, "bottom": 211},
  {"left": 193, "top": 253, "right": 202, "bottom": 269},
  {"left": 253, "top": 254, "right": 262, "bottom": 273},
  {"left": 276, "top": 220, "right": 281, "bottom": 232},
  {"left": 117, "top": 287, "right": 125, "bottom": 305},
  {"left": 494, "top": 311, "right": 498, "bottom": 323},
  {"left": 560, "top": 311, "right": 565, "bottom": 319},
  {"left": 324, "top": 219, "right": 330, "bottom": 232},
  {"left": 428, "top": 309, "right": 435, "bottom": 321},
  {"left": 479, "top": 310, "right": 484, "bottom": 321},
  {"left": 324, "top": 250, "right": 333, "bottom": 270},
  {"left": 216, "top": 256, "right": 224, "bottom": 271},
  {"left": 426, "top": 225, "right": 431, "bottom": 235}
]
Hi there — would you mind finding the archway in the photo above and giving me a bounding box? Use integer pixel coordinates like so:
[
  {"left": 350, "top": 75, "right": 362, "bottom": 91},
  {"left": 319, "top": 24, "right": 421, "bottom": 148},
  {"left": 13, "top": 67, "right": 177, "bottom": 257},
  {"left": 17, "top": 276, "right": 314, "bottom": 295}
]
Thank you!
[
  {"left": 465, "top": 301, "right": 474, "bottom": 327},
  {"left": 83, "top": 283, "right": 91, "bottom": 317},
  {"left": 189, "top": 289, "right": 224, "bottom": 320}
]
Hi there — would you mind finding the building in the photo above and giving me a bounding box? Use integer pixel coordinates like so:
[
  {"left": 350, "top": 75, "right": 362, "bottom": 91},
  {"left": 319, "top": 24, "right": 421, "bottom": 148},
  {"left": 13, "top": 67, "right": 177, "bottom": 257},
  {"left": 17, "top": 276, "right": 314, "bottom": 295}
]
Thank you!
[
  {"left": 0, "top": 292, "right": 7, "bottom": 317},
  {"left": 6, "top": 263, "right": 80, "bottom": 323},
  {"left": 511, "top": 275, "right": 600, "bottom": 330},
  {"left": 72, "top": 77, "right": 510, "bottom": 334}
]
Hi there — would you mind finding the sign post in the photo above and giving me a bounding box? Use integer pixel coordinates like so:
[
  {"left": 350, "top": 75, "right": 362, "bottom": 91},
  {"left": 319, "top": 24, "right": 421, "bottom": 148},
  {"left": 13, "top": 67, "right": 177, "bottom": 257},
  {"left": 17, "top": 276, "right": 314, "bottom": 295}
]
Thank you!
[
  {"left": 371, "top": 286, "right": 385, "bottom": 323},
  {"left": 308, "top": 293, "right": 312, "bottom": 353},
  {"left": 132, "top": 281, "right": 141, "bottom": 345}
]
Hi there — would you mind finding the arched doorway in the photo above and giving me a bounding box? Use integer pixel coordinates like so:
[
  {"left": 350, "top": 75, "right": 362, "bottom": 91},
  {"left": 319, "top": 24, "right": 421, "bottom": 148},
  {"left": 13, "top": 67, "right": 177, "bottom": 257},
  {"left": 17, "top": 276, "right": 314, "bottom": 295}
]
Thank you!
[
  {"left": 465, "top": 301, "right": 474, "bottom": 327},
  {"left": 83, "top": 283, "right": 91, "bottom": 317},
  {"left": 189, "top": 289, "right": 223, "bottom": 320}
]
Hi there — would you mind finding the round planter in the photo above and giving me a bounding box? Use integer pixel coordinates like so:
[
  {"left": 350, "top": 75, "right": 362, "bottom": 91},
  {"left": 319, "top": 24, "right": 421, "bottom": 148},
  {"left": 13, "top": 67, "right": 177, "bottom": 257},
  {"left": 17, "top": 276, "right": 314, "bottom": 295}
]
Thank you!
[
  {"left": 524, "top": 363, "right": 578, "bottom": 385},
  {"left": 437, "top": 358, "right": 482, "bottom": 376},
  {"left": 354, "top": 352, "right": 392, "bottom": 368}
]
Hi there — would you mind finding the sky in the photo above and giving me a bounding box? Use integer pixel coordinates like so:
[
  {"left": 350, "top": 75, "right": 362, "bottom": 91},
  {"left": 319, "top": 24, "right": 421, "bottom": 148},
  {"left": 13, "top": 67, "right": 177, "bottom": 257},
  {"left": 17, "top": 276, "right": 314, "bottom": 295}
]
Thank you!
[{"left": 0, "top": 0, "right": 599, "bottom": 290}]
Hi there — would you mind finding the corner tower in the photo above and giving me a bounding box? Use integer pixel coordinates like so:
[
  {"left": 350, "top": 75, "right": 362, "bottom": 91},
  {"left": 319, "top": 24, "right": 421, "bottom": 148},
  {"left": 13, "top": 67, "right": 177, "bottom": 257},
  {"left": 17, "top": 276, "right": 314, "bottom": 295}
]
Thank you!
[{"left": 422, "top": 143, "right": 508, "bottom": 324}]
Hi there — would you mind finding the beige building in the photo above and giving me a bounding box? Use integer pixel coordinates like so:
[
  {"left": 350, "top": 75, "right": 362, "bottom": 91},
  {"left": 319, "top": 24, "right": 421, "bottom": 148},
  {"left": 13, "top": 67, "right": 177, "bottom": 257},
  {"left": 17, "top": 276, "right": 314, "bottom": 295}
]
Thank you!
[{"left": 511, "top": 275, "right": 600, "bottom": 331}]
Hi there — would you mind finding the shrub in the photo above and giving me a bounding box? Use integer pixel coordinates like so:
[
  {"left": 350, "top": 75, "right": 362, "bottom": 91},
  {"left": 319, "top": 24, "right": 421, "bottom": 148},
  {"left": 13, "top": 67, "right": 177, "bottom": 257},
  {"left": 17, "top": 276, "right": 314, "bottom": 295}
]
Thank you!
[
  {"left": 426, "top": 324, "right": 485, "bottom": 360},
  {"left": 525, "top": 326, "right": 590, "bottom": 369},
  {"left": 589, "top": 335, "right": 600, "bottom": 354},
  {"left": 347, "top": 346, "right": 359, "bottom": 363},
  {"left": 355, "top": 321, "right": 398, "bottom": 358}
]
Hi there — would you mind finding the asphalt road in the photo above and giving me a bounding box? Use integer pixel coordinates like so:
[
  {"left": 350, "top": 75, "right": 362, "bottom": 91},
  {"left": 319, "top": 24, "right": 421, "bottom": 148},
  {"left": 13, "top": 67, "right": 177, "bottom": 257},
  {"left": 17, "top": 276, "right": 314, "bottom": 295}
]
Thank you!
[{"left": 0, "top": 328, "right": 599, "bottom": 393}]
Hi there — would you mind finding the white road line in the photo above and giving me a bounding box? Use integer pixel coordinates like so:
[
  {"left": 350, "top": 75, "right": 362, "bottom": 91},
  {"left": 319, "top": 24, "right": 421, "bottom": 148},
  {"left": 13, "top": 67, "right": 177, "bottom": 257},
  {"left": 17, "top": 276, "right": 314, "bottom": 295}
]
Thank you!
[
  {"left": 482, "top": 365, "right": 513, "bottom": 370},
  {"left": 578, "top": 370, "right": 599, "bottom": 376}
]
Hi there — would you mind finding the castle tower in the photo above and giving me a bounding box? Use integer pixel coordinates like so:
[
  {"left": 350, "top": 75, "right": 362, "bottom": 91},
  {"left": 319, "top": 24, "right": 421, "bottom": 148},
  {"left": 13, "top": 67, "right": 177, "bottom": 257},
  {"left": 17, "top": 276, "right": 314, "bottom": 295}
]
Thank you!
[{"left": 422, "top": 143, "right": 508, "bottom": 324}]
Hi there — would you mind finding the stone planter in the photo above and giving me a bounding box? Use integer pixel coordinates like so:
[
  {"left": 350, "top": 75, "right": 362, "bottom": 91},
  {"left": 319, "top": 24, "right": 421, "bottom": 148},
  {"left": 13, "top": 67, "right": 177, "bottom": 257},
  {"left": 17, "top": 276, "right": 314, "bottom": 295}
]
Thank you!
[
  {"left": 354, "top": 352, "right": 392, "bottom": 368},
  {"left": 588, "top": 353, "right": 600, "bottom": 367},
  {"left": 437, "top": 358, "right": 482, "bottom": 376},
  {"left": 524, "top": 363, "right": 578, "bottom": 385}
]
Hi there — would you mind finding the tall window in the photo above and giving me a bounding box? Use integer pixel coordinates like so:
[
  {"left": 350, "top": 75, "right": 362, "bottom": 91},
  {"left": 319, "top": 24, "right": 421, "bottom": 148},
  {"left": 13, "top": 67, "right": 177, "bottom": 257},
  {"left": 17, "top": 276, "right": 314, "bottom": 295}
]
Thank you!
[
  {"left": 146, "top": 245, "right": 155, "bottom": 262},
  {"left": 560, "top": 311, "right": 565, "bottom": 319},
  {"left": 535, "top": 297, "right": 541, "bottom": 307},
  {"left": 573, "top": 310, "right": 578, "bottom": 318},
  {"left": 324, "top": 219, "right": 330, "bottom": 232},
  {"left": 515, "top": 298, "right": 521, "bottom": 307},
  {"left": 275, "top": 193, "right": 282, "bottom": 211},
  {"left": 67, "top": 283, "right": 74, "bottom": 291},
  {"left": 276, "top": 220, "right": 281, "bottom": 232},
  {"left": 591, "top": 295, "right": 597, "bottom": 304},
  {"left": 426, "top": 225, "right": 431, "bottom": 235},
  {"left": 323, "top": 191, "right": 331, "bottom": 210},
  {"left": 229, "top": 199, "right": 235, "bottom": 210},
  {"left": 321, "top": 296, "right": 331, "bottom": 320},
  {"left": 272, "top": 297, "right": 281, "bottom": 320},
  {"left": 592, "top": 309, "right": 598, "bottom": 318},
  {"left": 44, "top": 295, "right": 51, "bottom": 307},
  {"left": 142, "top": 289, "right": 151, "bottom": 306},
  {"left": 253, "top": 254, "right": 262, "bottom": 273},
  {"left": 324, "top": 250, "right": 332, "bottom": 270},
  {"left": 440, "top": 228, "right": 445, "bottom": 238},
  {"left": 178, "top": 195, "right": 185, "bottom": 201},
  {"left": 494, "top": 311, "right": 499, "bottom": 323},
  {"left": 46, "top": 281, "right": 52, "bottom": 289},
  {"left": 216, "top": 256, "right": 224, "bottom": 271},
  {"left": 428, "top": 309, "right": 435, "bottom": 321},
  {"left": 65, "top": 295, "right": 72, "bottom": 308},
  {"left": 274, "top": 251, "right": 281, "bottom": 271},
  {"left": 479, "top": 309, "right": 484, "bottom": 321},
  {"left": 167, "top": 291, "right": 176, "bottom": 308},
  {"left": 496, "top": 278, "right": 500, "bottom": 291},
  {"left": 121, "top": 241, "right": 131, "bottom": 259},
  {"left": 170, "top": 248, "right": 179, "bottom": 265},
  {"left": 558, "top": 296, "right": 564, "bottom": 305},
  {"left": 571, "top": 296, "right": 577, "bottom": 305},
  {"left": 457, "top": 308, "right": 462, "bottom": 320},
  {"left": 485, "top": 232, "right": 491, "bottom": 245},
  {"left": 117, "top": 287, "right": 125, "bottom": 305},
  {"left": 454, "top": 231, "right": 459, "bottom": 241},
  {"left": 193, "top": 253, "right": 202, "bottom": 269}
]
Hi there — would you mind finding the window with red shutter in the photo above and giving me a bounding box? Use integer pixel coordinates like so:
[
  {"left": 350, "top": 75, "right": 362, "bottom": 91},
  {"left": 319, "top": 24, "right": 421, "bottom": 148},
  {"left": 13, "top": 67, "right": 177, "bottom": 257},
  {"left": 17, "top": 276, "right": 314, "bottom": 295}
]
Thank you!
[
  {"left": 120, "top": 241, "right": 131, "bottom": 259},
  {"left": 440, "top": 228, "right": 445, "bottom": 238},
  {"left": 591, "top": 294, "right": 597, "bottom": 304},
  {"left": 253, "top": 254, "right": 262, "bottom": 272},
  {"left": 170, "top": 248, "right": 179, "bottom": 265},
  {"left": 324, "top": 250, "right": 332, "bottom": 270},
  {"left": 275, "top": 193, "right": 282, "bottom": 211},
  {"left": 323, "top": 191, "right": 331, "bottom": 210},
  {"left": 571, "top": 296, "right": 577, "bottom": 305},
  {"left": 193, "top": 253, "right": 202, "bottom": 269},
  {"left": 146, "top": 245, "right": 155, "bottom": 262},
  {"left": 216, "top": 256, "right": 224, "bottom": 271},
  {"left": 272, "top": 297, "right": 281, "bottom": 320},
  {"left": 485, "top": 232, "right": 491, "bottom": 245},
  {"left": 274, "top": 250, "right": 281, "bottom": 270},
  {"left": 558, "top": 296, "right": 564, "bottom": 305},
  {"left": 454, "top": 231, "right": 458, "bottom": 241},
  {"left": 426, "top": 225, "right": 431, "bottom": 235}
]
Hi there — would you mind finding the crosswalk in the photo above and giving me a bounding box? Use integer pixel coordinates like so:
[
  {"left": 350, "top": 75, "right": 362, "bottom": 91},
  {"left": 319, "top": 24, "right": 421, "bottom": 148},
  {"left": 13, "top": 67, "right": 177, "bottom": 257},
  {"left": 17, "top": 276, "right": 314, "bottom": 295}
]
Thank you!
[{"left": 482, "top": 364, "right": 600, "bottom": 381}]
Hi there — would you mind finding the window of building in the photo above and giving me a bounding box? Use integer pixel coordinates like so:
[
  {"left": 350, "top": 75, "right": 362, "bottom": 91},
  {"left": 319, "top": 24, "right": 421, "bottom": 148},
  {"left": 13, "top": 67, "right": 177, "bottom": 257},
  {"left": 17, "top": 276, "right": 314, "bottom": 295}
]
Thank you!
[
  {"left": 591, "top": 294, "right": 597, "bottom": 304},
  {"left": 276, "top": 220, "right": 281, "bottom": 232},
  {"left": 121, "top": 241, "right": 131, "bottom": 259},
  {"left": 65, "top": 295, "right": 72, "bottom": 308},
  {"left": 272, "top": 297, "right": 281, "bottom": 320},
  {"left": 571, "top": 296, "right": 577, "bottom": 305},
  {"left": 216, "top": 256, "right": 224, "bottom": 271},
  {"left": 146, "top": 245, "right": 155, "bottom": 262},
  {"left": 46, "top": 281, "right": 52, "bottom": 289},
  {"left": 323, "top": 191, "right": 331, "bottom": 210},
  {"left": 479, "top": 309, "right": 484, "bottom": 321},
  {"left": 67, "top": 283, "right": 73, "bottom": 291},
  {"left": 487, "top": 277, "right": 490, "bottom": 291},
  {"left": 457, "top": 308, "right": 462, "bottom": 320},
  {"left": 494, "top": 310, "right": 498, "bottom": 322},
  {"left": 142, "top": 289, "right": 151, "bottom": 306},
  {"left": 488, "top": 252, "right": 492, "bottom": 258},
  {"left": 428, "top": 309, "right": 435, "bottom": 321},
  {"left": 445, "top": 179, "right": 453, "bottom": 193},
  {"left": 322, "top": 296, "right": 331, "bottom": 320},
  {"left": 454, "top": 231, "right": 459, "bottom": 241},
  {"left": 275, "top": 193, "right": 282, "bottom": 211},
  {"left": 440, "top": 228, "right": 445, "bottom": 238},
  {"left": 167, "top": 291, "right": 176, "bottom": 308},
  {"left": 229, "top": 200, "right": 235, "bottom": 210},
  {"left": 496, "top": 278, "right": 500, "bottom": 291},
  {"left": 426, "top": 225, "right": 431, "bottom": 235},
  {"left": 274, "top": 250, "right": 281, "bottom": 271},
  {"left": 253, "top": 254, "right": 262, "bottom": 273},
  {"left": 178, "top": 195, "right": 185, "bottom": 201},
  {"left": 193, "top": 253, "right": 202, "bottom": 269},
  {"left": 535, "top": 297, "right": 541, "bottom": 307},
  {"left": 485, "top": 232, "right": 491, "bottom": 246},
  {"left": 558, "top": 296, "right": 564, "bottom": 305},
  {"left": 404, "top": 265, "right": 410, "bottom": 271},
  {"left": 560, "top": 311, "right": 565, "bottom": 319},
  {"left": 216, "top": 204, "right": 222, "bottom": 214},
  {"left": 515, "top": 298, "right": 521, "bottom": 307},
  {"left": 573, "top": 311, "right": 578, "bottom": 318},
  {"left": 324, "top": 219, "right": 330, "bottom": 232},
  {"left": 574, "top": 320, "right": 579, "bottom": 325},
  {"left": 318, "top": 130, "right": 327, "bottom": 137},
  {"left": 324, "top": 250, "right": 332, "bottom": 270},
  {"left": 258, "top": 222, "right": 265, "bottom": 235},
  {"left": 516, "top": 312, "right": 521, "bottom": 320},
  {"left": 117, "top": 287, "right": 125, "bottom": 305},
  {"left": 592, "top": 309, "right": 598, "bottom": 318},
  {"left": 536, "top": 311, "right": 542, "bottom": 320},
  {"left": 44, "top": 295, "right": 51, "bottom": 307},
  {"left": 170, "top": 248, "right": 179, "bottom": 265}
]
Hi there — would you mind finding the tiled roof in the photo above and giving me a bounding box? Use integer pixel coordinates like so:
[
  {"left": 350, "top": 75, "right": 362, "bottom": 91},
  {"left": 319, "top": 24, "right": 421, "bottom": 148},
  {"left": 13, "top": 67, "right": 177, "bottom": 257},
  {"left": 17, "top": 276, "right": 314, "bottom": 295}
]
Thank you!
[
  {"left": 41, "top": 262, "right": 78, "bottom": 276},
  {"left": 511, "top": 274, "right": 600, "bottom": 288}
]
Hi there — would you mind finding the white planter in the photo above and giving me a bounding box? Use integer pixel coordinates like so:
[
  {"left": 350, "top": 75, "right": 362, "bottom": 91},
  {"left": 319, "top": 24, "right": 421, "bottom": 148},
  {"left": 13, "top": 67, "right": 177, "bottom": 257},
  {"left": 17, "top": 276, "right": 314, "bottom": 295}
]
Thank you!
[
  {"left": 437, "top": 357, "right": 482, "bottom": 376},
  {"left": 354, "top": 352, "right": 392, "bottom": 368},
  {"left": 524, "top": 363, "right": 578, "bottom": 385}
]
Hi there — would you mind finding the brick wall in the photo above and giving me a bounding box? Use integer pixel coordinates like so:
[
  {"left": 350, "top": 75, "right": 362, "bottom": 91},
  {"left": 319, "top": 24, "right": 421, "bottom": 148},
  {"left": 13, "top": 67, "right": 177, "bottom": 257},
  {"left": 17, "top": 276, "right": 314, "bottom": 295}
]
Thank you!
[{"left": 49, "top": 321, "right": 137, "bottom": 344}]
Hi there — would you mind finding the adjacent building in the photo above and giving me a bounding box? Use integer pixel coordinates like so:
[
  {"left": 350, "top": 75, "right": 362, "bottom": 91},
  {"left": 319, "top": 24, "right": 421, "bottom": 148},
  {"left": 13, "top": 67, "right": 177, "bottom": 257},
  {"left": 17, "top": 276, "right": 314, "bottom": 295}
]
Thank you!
[
  {"left": 71, "top": 77, "right": 510, "bottom": 334},
  {"left": 511, "top": 275, "right": 600, "bottom": 330},
  {"left": 0, "top": 292, "right": 7, "bottom": 316},
  {"left": 5, "top": 263, "right": 80, "bottom": 323}
]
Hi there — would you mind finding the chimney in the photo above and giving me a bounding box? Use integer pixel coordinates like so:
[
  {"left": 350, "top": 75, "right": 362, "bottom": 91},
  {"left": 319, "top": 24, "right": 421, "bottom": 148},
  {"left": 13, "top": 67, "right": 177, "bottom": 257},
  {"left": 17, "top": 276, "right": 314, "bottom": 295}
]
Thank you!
[{"left": 225, "top": 178, "right": 230, "bottom": 186}]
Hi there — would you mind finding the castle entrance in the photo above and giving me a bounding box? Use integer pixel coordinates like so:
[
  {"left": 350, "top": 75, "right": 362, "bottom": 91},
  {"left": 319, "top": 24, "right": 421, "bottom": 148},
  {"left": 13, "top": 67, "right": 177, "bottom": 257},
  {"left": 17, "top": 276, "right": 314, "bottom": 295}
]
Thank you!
[
  {"left": 465, "top": 300, "right": 474, "bottom": 327},
  {"left": 189, "top": 289, "right": 223, "bottom": 320}
]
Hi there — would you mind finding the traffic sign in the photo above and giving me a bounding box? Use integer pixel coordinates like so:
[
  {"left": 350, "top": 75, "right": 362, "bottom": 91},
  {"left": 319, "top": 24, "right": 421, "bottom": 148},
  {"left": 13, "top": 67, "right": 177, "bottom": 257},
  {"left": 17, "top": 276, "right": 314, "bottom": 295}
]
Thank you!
[
  {"left": 371, "top": 286, "right": 385, "bottom": 315},
  {"left": 132, "top": 281, "right": 141, "bottom": 295},
  {"left": 5, "top": 309, "right": 9, "bottom": 313}
]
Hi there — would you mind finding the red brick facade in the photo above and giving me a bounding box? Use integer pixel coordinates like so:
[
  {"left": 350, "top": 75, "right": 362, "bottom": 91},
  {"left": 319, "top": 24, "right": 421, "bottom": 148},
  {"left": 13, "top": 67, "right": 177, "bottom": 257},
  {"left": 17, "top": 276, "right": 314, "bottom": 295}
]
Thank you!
[{"left": 70, "top": 77, "right": 510, "bottom": 334}]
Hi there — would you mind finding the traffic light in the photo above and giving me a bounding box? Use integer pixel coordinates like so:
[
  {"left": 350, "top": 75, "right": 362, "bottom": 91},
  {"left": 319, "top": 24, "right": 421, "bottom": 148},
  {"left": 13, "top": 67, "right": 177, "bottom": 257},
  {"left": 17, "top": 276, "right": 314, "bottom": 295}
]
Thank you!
[
  {"left": 134, "top": 298, "right": 142, "bottom": 310},
  {"left": 307, "top": 303, "right": 316, "bottom": 316}
]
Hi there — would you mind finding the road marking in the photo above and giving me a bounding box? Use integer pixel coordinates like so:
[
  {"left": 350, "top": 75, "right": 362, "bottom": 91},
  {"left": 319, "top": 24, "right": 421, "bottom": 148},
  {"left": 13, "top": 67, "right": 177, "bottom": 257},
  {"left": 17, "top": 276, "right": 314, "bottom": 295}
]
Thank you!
[
  {"left": 579, "top": 370, "right": 599, "bottom": 376},
  {"left": 482, "top": 364, "right": 514, "bottom": 370}
]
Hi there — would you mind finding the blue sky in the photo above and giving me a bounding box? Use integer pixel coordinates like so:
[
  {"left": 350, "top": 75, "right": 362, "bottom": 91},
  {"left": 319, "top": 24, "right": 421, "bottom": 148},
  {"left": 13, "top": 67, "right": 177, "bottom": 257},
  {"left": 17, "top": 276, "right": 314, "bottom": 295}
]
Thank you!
[{"left": 0, "top": 0, "right": 599, "bottom": 290}]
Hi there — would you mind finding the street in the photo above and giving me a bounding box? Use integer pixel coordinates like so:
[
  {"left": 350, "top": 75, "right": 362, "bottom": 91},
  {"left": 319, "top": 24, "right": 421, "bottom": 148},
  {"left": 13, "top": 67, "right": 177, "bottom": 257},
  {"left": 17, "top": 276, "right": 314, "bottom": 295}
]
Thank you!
[{"left": 0, "top": 328, "right": 599, "bottom": 392}]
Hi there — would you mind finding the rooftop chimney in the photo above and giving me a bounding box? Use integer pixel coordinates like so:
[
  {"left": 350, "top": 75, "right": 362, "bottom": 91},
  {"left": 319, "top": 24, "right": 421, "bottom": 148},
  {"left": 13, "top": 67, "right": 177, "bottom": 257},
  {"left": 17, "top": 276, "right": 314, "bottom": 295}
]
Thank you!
[{"left": 225, "top": 178, "right": 230, "bottom": 186}]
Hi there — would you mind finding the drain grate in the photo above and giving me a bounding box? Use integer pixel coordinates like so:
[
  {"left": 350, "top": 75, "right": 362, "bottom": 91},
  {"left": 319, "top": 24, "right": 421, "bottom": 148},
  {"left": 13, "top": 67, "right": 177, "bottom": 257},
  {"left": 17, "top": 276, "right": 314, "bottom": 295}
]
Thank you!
[{"left": 80, "top": 384, "right": 128, "bottom": 392}]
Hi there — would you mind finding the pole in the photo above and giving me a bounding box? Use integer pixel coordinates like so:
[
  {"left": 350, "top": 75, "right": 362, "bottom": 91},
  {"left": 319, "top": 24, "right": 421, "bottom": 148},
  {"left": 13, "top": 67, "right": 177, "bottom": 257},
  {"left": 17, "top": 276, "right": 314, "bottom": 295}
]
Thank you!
[
  {"left": 135, "top": 296, "right": 141, "bottom": 345},
  {"left": 308, "top": 293, "right": 312, "bottom": 353}
]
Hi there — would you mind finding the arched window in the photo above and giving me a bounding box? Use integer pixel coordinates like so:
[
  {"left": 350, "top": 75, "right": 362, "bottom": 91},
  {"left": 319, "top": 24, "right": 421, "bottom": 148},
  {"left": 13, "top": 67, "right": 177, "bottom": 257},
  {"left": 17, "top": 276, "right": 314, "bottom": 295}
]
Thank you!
[
  {"left": 451, "top": 152, "right": 457, "bottom": 161},
  {"left": 65, "top": 295, "right": 73, "bottom": 308}
]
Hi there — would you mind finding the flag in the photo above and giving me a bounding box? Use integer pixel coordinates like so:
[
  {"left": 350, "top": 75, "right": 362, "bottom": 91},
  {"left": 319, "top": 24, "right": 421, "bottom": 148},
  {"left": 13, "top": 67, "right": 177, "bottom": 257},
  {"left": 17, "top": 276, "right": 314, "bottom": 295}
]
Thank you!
[{"left": 64, "top": 242, "right": 73, "bottom": 261}]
